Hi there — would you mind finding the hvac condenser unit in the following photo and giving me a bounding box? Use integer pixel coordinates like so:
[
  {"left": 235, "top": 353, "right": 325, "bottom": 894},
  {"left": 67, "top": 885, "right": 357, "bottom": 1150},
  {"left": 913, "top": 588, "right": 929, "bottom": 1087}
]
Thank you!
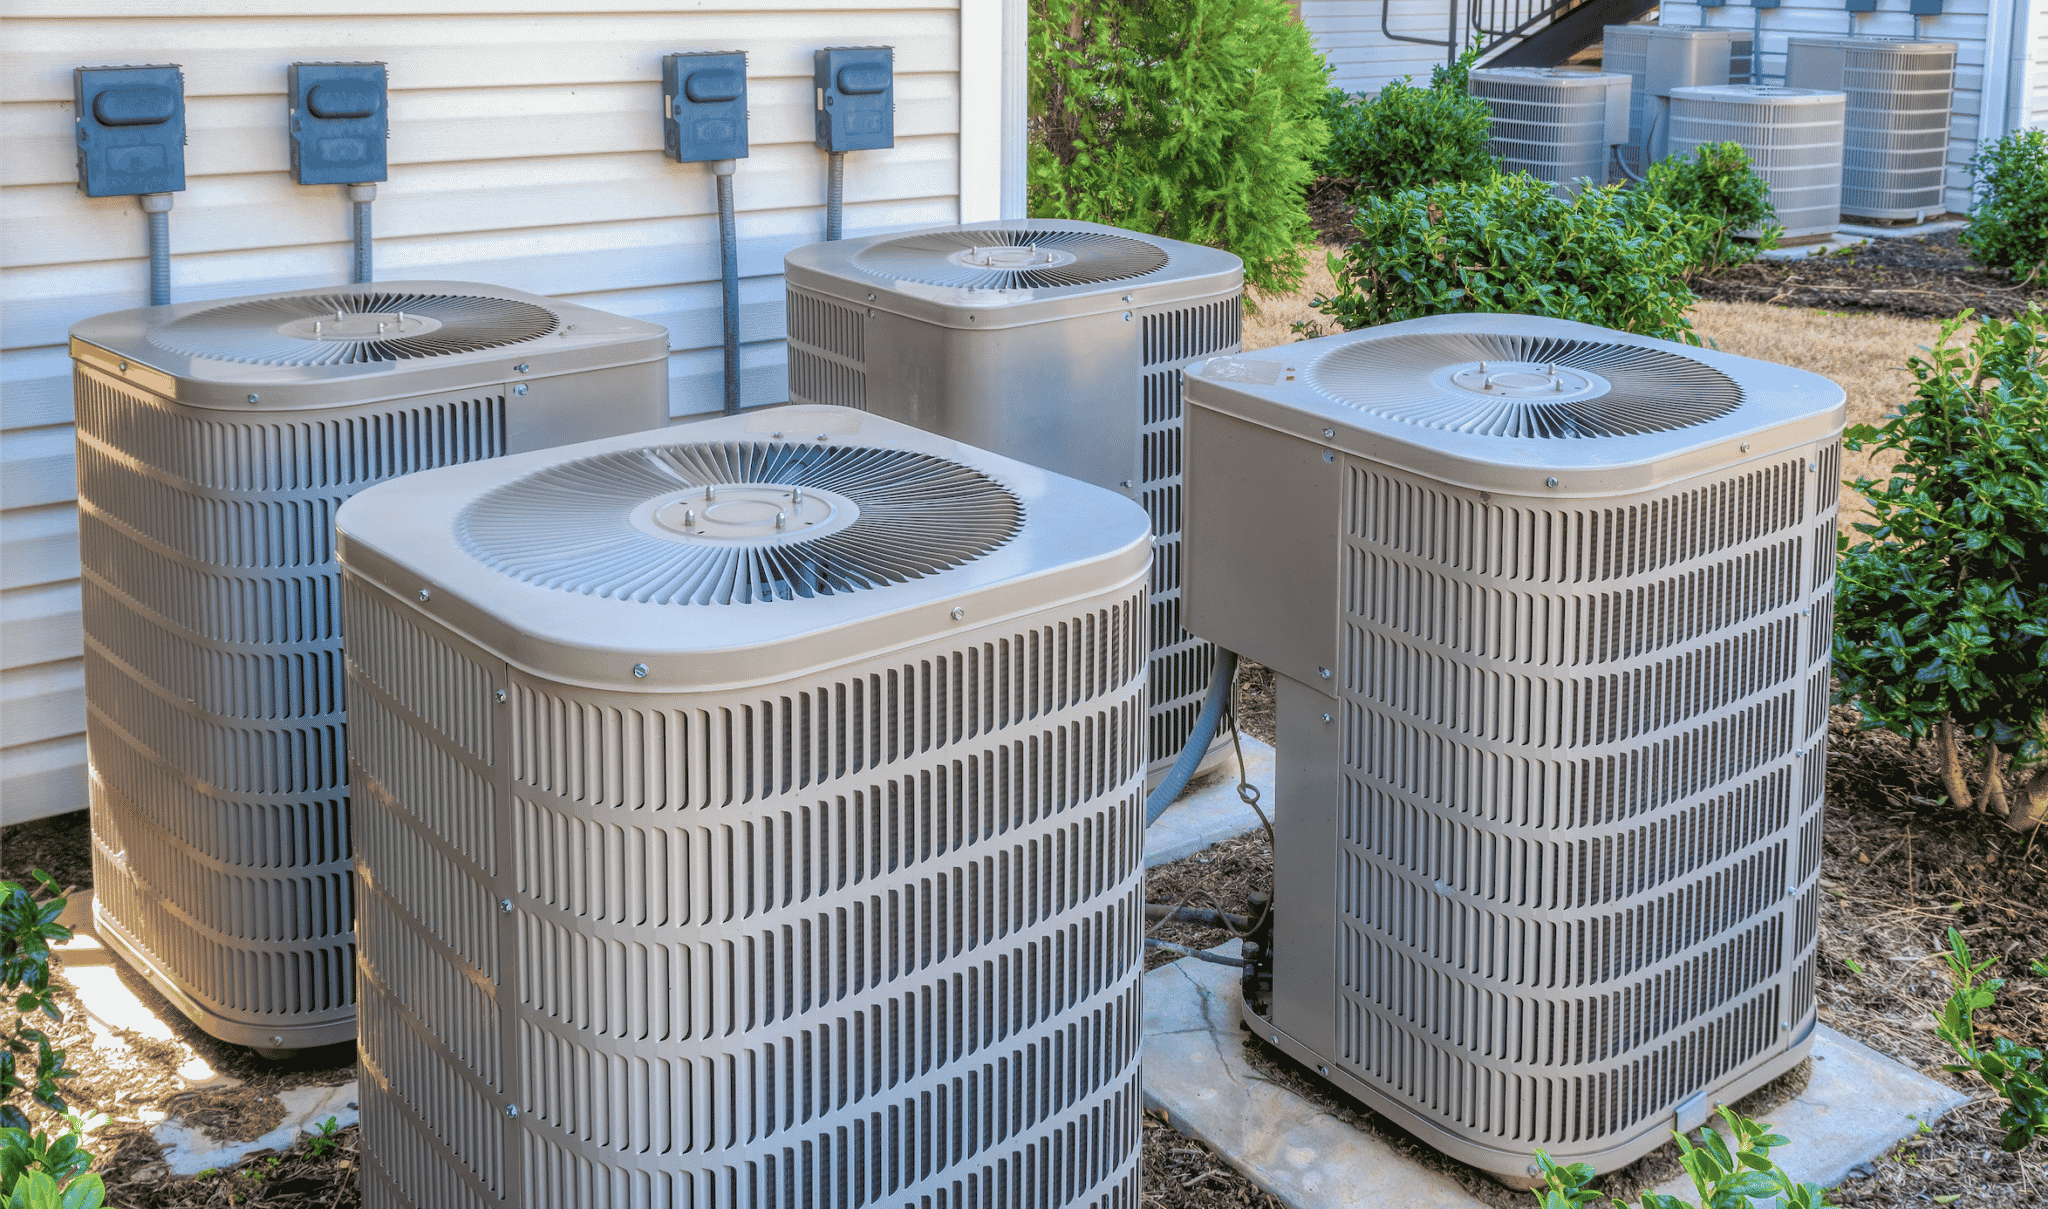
[
  {"left": 70, "top": 281, "right": 668, "bottom": 1052},
  {"left": 784, "top": 220, "right": 1241, "bottom": 786},
  {"left": 1785, "top": 36, "right": 1956, "bottom": 221},
  {"left": 1602, "top": 24, "right": 1753, "bottom": 177},
  {"left": 1181, "top": 313, "right": 1844, "bottom": 1182},
  {"left": 1670, "top": 85, "right": 1847, "bottom": 241},
  {"left": 336, "top": 404, "right": 1151, "bottom": 1208},
  {"left": 1468, "top": 67, "right": 1632, "bottom": 196}
]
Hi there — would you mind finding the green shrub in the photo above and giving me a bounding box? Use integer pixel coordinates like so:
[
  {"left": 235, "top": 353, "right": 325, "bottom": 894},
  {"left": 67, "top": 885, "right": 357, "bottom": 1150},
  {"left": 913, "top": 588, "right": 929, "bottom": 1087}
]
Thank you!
[
  {"left": 1833, "top": 306, "right": 2048, "bottom": 828},
  {"left": 1028, "top": 0, "right": 1330, "bottom": 296},
  {"left": 1961, "top": 128, "right": 2048, "bottom": 280},
  {"left": 1, "top": 873, "right": 101, "bottom": 1209},
  {"left": 1308, "top": 172, "right": 1708, "bottom": 342},
  {"left": 1934, "top": 928, "right": 2048, "bottom": 1152},
  {"left": 1317, "top": 45, "right": 1496, "bottom": 195},
  {"left": 1531, "top": 1106, "right": 1833, "bottom": 1209},
  {"left": 1637, "top": 141, "right": 1780, "bottom": 270}
]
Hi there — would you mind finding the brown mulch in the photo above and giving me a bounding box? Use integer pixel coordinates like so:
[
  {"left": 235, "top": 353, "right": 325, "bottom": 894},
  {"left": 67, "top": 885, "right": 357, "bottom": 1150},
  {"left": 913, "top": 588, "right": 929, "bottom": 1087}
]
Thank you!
[
  {"left": 1692, "top": 230, "right": 2048, "bottom": 322},
  {"left": 1133, "top": 666, "right": 2048, "bottom": 1207}
]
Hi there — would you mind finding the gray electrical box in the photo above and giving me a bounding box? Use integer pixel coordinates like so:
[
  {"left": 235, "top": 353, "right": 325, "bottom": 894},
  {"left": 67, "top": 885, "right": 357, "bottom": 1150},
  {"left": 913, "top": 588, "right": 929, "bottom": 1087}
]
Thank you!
[
  {"left": 74, "top": 65, "right": 185, "bottom": 197},
  {"left": 289, "top": 62, "right": 387, "bottom": 186},
  {"left": 814, "top": 46, "right": 893, "bottom": 152},
  {"left": 663, "top": 51, "right": 748, "bottom": 163}
]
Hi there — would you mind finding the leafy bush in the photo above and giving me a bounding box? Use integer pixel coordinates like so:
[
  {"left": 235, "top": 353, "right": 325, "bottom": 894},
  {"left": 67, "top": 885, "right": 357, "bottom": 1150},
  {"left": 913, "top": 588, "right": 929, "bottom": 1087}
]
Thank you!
[
  {"left": 1934, "top": 928, "right": 2048, "bottom": 1152},
  {"left": 1637, "top": 141, "right": 1780, "bottom": 269},
  {"left": 1309, "top": 172, "right": 1708, "bottom": 342},
  {"left": 1833, "top": 306, "right": 2048, "bottom": 828},
  {"left": 1028, "top": 0, "right": 1330, "bottom": 295},
  {"left": 1, "top": 874, "right": 101, "bottom": 1208},
  {"left": 1531, "top": 1106, "right": 1833, "bottom": 1209},
  {"left": 1961, "top": 128, "right": 2048, "bottom": 281},
  {"left": 1316, "top": 45, "right": 1496, "bottom": 196}
]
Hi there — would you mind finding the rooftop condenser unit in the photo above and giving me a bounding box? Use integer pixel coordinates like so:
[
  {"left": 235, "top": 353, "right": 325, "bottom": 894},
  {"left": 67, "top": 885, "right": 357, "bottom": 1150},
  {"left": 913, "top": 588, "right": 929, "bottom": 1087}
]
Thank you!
[
  {"left": 1181, "top": 313, "right": 1845, "bottom": 1182},
  {"left": 71, "top": 281, "right": 669, "bottom": 1052},
  {"left": 1467, "top": 67, "right": 1632, "bottom": 196},
  {"left": 336, "top": 404, "right": 1151, "bottom": 1208},
  {"left": 1669, "top": 85, "right": 1847, "bottom": 241},
  {"left": 1602, "top": 24, "right": 1753, "bottom": 178},
  {"left": 1785, "top": 36, "right": 1956, "bottom": 221},
  {"left": 784, "top": 220, "right": 1242, "bottom": 788}
]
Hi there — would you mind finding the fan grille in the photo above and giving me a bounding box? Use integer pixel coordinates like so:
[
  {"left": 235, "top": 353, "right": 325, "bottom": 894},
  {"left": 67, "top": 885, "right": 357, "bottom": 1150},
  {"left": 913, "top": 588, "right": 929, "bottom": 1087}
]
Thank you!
[
  {"left": 854, "top": 228, "right": 1170, "bottom": 290},
  {"left": 459, "top": 442, "right": 1023, "bottom": 605},
  {"left": 147, "top": 291, "right": 560, "bottom": 366},
  {"left": 1312, "top": 332, "right": 1742, "bottom": 438}
]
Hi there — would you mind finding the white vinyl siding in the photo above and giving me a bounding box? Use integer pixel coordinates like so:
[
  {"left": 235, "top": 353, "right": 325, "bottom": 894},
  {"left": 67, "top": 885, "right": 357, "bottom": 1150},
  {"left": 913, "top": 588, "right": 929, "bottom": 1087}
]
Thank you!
[
  {"left": 0, "top": 0, "right": 1013, "bottom": 824},
  {"left": 1306, "top": 0, "right": 1559, "bottom": 94}
]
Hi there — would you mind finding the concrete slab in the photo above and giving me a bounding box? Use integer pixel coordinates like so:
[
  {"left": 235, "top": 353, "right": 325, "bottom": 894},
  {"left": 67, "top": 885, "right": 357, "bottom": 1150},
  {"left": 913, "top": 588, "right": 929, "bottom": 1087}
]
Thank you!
[
  {"left": 1759, "top": 234, "right": 1870, "bottom": 260},
  {"left": 1143, "top": 945, "right": 1970, "bottom": 1208},
  {"left": 1146, "top": 735, "right": 1277, "bottom": 868},
  {"left": 1839, "top": 219, "right": 1966, "bottom": 240}
]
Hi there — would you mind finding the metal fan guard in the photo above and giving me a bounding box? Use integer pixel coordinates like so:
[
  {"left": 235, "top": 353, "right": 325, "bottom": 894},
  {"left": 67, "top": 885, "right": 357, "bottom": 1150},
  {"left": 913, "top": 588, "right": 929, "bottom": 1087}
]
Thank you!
[
  {"left": 1311, "top": 332, "right": 1743, "bottom": 438},
  {"left": 853, "top": 228, "right": 1171, "bottom": 290},
  {"left": 146, "top": 291, "right": 561, "bottom": 366},
  {"left": 458, "top": 441, "right": 1024, "bottom": 605}
]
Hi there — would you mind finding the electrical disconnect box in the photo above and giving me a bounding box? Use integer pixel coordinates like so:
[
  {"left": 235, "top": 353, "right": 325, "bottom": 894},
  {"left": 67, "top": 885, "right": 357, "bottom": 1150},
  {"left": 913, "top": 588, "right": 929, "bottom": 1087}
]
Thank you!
[
  {"left": 814, "top": 45, "right": 894, "bottom": 151},
  {"left": 288, "top": 62, "right": 387, "bottom": 185},
  {"left": 663, "top": 51, "right": 748, "bottom": 163},
  {"left": 74, "top": 65, "right": 185, "bottom": 197}
]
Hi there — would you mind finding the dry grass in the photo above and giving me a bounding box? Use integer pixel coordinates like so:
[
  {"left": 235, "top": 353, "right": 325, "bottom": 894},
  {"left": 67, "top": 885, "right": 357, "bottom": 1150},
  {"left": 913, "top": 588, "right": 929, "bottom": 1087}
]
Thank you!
[{"left": 1243, "top": 261, "right": 1957, "bottom": 532}]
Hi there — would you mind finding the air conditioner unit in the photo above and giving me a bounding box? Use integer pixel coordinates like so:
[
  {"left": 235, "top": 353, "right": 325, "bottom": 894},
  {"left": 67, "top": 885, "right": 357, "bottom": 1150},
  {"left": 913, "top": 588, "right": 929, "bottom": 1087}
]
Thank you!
[
  {"left": 1181, "top": 313, "right": 1844, "bottom": 1182},
  {"left": 784, "top": 220, "right": 1242, "bottom": 789},
  {"left": 1670, "top": 85, "right": 1847, "bottom": 241},
  {"left": 335, "top": 404, "right": 1151, "bottom": 1208},
  {"left": 1602, "top": 24, "right": 1753, "bottom": 178},
  {"left": 70, "top": 280, "right": 669, "bottom": 1053},
  {"left": 1467, "top": 67, "right": 1632, "bottom": 196},
  {"left": 1785, "top": 36, "right": 1956, "bottom": 221}
]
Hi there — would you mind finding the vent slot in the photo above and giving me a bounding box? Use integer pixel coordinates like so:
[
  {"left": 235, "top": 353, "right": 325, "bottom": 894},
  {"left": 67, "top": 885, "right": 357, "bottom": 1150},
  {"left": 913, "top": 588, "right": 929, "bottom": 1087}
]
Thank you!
[
  {"left": 787, "top": 347, "right": 867, "bottom": 409},
  {"left": 1142, "top": 297, "right": 1242, "bottom": 366},
  {"left": 786, "top": 291, "right": 866, "bottom": 363}
]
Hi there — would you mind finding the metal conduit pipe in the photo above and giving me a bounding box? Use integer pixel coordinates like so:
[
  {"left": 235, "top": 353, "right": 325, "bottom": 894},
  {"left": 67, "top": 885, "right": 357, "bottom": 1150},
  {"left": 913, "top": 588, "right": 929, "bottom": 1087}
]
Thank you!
[
  {"left": 141, "top": 193, "right": 174, "bottom": 306},
  {"left": 825, "top": 150, "right": 845, "bottom": 241},
  {"left": 348, "top": 183, "right": 376, "bottom": 284},
  {"left": 713, "top": 158, "right": 741, "bottom": 415},
  {"left": 1145, "top": 648, "right": 1239, "bottom": 826}
]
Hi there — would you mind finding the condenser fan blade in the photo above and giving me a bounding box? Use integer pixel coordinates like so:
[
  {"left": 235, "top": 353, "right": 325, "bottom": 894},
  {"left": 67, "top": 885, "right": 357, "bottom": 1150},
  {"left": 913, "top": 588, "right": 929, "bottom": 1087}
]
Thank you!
[
  {"left": 459, "top": 442, "right": 1023, "bottom": 606},
  {"left": 853, "top": 228, "right": 1171, "bottom": 290},
  {"left": 1311, "top": 332, "right": 1744, "bottom": 438},
  {"left": 147, "top": 291, "right": 560, "bottom": 367}
]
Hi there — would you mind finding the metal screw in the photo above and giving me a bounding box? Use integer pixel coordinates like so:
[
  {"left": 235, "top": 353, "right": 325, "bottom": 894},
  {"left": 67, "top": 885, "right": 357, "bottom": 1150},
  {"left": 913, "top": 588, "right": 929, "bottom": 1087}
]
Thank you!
[
  {"left": 513, "top": 383, "right": 528, "bottom": 396},
  {"left": 1740, "top": 443, "right": 1751, "bottom": 453},
  {"left": 1272, "top": 1035, "right": 1280, "bottom": 1044},
  {"left": 494, "top": 689, "right": 507, "bottom": 703},
  {"left": 682, "top": 507, "right": 695, "bottom": 527},
  {"left": 247, "top": 393, "right": 260, "bottom": 403},
  {"left": 1120, "top": 479, "right": 1134, "bottom": 488},
  {"left": 632, "top": 663, "right": 649, "bottom": 678},
  {"left": 771, "top": 431, "right": 783, "bottom": 438},
  {"left": 1794, "top": 748, "right": 1804, "bottom": 757},
  {"left": 417, "top": 589, "right": 431, "bottom": 602},
  {"left": 1318, "top": 667, "right": 1331, "bottom": 679},
  {"left": 269, "top": 1034, "right": 285, "bottom": 1047},
  {"left": 705, "top": 486, "right": 716, "bottom": 501},
  {"left": 1545, "top": 477, "right": 1559, "bottom": 488},
  {"left": 1528, "top": 1165, "right": 1543, "bottom": 1177},
  {"left": 867, "top": 308, "right": 877, "bottom": 318},
  {"left": 950, "top": 607, "right": 965, "bottom": 620},
  {"left": 1318, "top": 1065, "right": 1328, "bottom": 1075},
  {"left": 1781, "top": 1022, "right": 1791, "bottom": 1031},
  {"left": 504, "top": 1103, "right": 520, "bottom": 1119},
  {"left": 514, "top": 363, "right": 530, "bottom": 373},
  {"left": 1323, "top": 451, "right": 1335, "bottom": 462},
  {"left": 816, "top": 434, "right": 828, "bottom": 441},
  {"left": 1121, "top": 294, "right": 1132, "bottom": 303},
  {"left": 775, "top": 510, "right": 788, "bottom": 529},
  {"left": 792, "top": 486, "right": 803, "bottom": 504},
  {"left": 118, "top": 361, "right": 128, "bottom": 372},
  {"left": 498, "top": 898, "right": 512, "bottom": 914},
  {"left": 1322, "top": 713, "right": 1332, "bottom": 723},
  {"left": 1323, "top": 428, "right": 1335, "bottom": 438},
  {"left": 1808, "top": 461, "right": 1817, "bottom": 472},
  {"left": 866, "top": 292, "right": 875, "bottom": 301}
]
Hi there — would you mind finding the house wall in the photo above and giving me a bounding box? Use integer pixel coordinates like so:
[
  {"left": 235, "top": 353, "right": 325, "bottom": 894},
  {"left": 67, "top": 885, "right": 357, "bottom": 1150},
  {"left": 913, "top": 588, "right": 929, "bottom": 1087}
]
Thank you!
[
  {"left": 1659, "top": 0, "right": 2044, "bottom": 216},
  {"left": 1308, "top": 0, "right": 1481, "bottom": 93},
  {"left": 0, "top": 0, "right": 1024, "bottom": 825}
]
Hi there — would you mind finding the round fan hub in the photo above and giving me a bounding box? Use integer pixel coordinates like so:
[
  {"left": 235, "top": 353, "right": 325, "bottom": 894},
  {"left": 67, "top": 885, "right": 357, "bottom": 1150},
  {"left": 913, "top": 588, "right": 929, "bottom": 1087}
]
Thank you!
[
  {"left": 947, "top": 245, "right": 1079, "bottom": 271},
  {"left": 640, "top": 484, "right": 859, "bottom": 544},
  {"left": 274, "top": 312, "right": 444, "bottom": 342},
  {"left": 1441, "top": 360, "right": 1608, "bottom": 402}
]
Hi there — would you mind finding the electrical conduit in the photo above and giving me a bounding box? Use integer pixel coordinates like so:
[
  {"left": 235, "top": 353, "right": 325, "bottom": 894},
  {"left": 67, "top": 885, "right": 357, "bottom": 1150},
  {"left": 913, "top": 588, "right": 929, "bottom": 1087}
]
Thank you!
[
  {"left": 348, "top": 183, "right": 376, "bottom": 284},
  {"left": 141, "top": 193, "right": 173, "bottom": 306},
  {"left": 713, "top": 159, "right": 741, "bottom": 415},
  {"left": 1145, "top": 648, "right": 1239, "bottom": 826}
]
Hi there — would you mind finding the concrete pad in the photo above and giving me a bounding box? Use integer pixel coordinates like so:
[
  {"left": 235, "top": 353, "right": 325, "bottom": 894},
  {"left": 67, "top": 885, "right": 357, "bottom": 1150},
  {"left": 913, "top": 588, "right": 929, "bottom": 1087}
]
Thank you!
[
  {"left": 1839, "top": 219, "right": 1966, "bottom": 240},
  {"left": 1147, "top": 735, "right": 1277, "bottom": 868},
  {"left": 1143, "top": 945, "right": 1970, "bottom": 1208},
  {"left": 1759, "top": 234, "right": 1870, "bottom": 260},
  {"left": 151, "top": 1082, "right": 360, "bottom": 1176}
]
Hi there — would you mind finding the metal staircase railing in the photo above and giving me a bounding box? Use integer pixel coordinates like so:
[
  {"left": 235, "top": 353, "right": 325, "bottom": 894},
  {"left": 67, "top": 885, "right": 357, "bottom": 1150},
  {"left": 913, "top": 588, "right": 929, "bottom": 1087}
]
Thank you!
[{"left": 1380, "top": 0, "right": 1640, "bottom": 67}]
